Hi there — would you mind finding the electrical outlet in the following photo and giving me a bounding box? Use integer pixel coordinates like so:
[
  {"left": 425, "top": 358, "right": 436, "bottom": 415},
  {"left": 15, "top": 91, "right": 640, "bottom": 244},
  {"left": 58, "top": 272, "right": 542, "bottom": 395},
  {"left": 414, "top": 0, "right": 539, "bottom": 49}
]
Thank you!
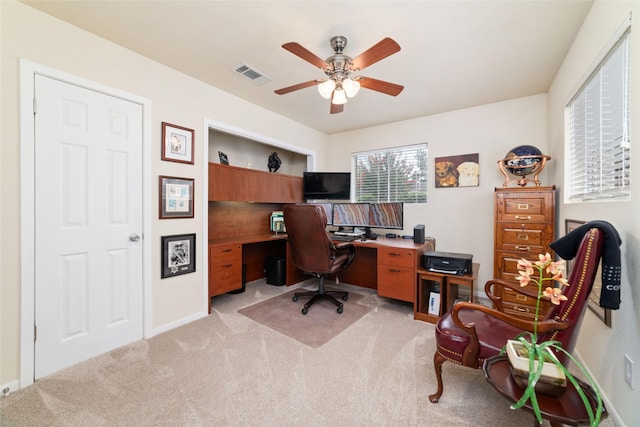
[{"left": 624, "top": 354, "right": 634, "bottom": 389}]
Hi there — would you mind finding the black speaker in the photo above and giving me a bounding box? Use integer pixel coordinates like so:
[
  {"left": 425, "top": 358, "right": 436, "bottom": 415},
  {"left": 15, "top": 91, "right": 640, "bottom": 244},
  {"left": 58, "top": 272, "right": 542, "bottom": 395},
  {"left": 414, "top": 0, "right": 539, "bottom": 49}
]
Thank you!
[{"left": 413, "top": 224, "right": 425, "bottom": 244}]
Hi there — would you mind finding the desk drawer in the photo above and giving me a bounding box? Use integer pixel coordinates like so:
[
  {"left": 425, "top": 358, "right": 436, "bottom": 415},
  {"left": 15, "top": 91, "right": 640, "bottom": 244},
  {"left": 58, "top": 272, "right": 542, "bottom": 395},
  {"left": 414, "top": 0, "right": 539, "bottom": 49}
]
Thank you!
[
  {"left": 377, "top": 247, "right": 415, "bottom": 268},
  {"left": 210, "top": 260, "right": 242, "bottom": 296},
  {"left": 210, "top": 244, "right": 241, "bottom": 261},
  {"left": 377, "top": 265, "right": 414, "bottom": 302}
]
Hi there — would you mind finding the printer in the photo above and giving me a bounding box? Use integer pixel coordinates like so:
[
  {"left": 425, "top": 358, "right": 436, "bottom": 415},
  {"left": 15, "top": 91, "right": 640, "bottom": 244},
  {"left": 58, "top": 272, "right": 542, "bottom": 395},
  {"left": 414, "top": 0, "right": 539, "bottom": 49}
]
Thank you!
[{"left": 423, "top": 251, "right": 473, "bottom": 275}]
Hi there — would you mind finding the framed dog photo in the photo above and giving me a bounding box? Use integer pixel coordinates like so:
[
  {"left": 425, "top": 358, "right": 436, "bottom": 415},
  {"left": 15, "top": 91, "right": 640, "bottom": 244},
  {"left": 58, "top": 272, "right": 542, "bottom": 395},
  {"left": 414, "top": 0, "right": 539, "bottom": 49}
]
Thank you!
[
  {"left": 159, "top": 175, "right": 194, "bottom": 219},
  {"left": 434, "top": 153, "right": 479, "bottom": 188},
  {"left": 161, "top": 122, "right": 194, "bottom": 164},
  {"left": 161, "top": 233, "right": 196, "bottom": 278}
]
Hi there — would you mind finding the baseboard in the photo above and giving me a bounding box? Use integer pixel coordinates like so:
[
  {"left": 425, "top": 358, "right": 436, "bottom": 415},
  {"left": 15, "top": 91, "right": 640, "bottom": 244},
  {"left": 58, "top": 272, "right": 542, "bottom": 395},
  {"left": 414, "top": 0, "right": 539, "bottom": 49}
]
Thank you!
[
  {"left": 1, "top": 379, "right": 20, "bottom": 396},
  {"left": 146, "top": 310, "right": 208, "bottom": 338},
  {"left": 573, "top": 349, "right": 623, "bottom": 426}
]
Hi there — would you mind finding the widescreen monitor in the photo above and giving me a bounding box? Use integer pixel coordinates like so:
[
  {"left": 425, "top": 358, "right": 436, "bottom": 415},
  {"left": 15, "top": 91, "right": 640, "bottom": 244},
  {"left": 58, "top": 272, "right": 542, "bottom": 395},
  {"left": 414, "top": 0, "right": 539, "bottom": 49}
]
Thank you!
[
  {"left": 369, "top": 202, "right": 403, "bottom": 229},
  {"left": 308, "top": 202, "right": 333, "bottom": 225},
  {"left": 332, "top": 203, "right": 371, "bottom": 228}
]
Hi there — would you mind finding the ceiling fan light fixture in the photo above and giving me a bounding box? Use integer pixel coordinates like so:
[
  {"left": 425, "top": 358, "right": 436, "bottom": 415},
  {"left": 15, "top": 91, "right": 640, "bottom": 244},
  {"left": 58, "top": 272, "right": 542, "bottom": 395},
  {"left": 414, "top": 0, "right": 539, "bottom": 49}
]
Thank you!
[
  {"left": 342, "top": 78, "right": 360, "bottom": 98},
  {"left": 332, "top": 88, "right": 348, "bottom": 105},
  {"left": 317, "top": 79, "right": 336, "bottom": 99}
]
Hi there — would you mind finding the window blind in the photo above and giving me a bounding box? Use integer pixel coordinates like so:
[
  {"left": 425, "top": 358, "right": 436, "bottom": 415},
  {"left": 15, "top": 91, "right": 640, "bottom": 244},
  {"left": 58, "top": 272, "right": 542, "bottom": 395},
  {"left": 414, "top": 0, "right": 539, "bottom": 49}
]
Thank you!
[
  {"left": 352, "top": 143, "right": 428, "bottom": 203},
  {"left": 565, "top": 23, "right": 631, "bottom": 202}
]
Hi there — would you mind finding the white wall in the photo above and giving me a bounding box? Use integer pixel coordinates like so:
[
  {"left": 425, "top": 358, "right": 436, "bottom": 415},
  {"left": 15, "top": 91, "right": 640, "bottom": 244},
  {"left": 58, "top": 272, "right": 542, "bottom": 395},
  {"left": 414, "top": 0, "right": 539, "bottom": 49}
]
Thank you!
[
  {"left": 547, "top": 1, "right": 640, "bottom": 425},
  {"left": 0, "top": 1, "right": 326, "bottom": 387},
  {"left": 327, "top": 94, "right": 549, "bottom": 294}
]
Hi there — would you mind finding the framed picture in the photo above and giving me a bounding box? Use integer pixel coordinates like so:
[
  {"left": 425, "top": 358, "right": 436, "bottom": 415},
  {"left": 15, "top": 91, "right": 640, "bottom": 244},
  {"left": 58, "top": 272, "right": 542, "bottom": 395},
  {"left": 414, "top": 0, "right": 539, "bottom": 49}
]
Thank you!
[
  {"left": 161, "top": 122, "right": 194, "bottom": 164},
  {"left": 434, "top": 153, "right": 479, "bottom": 188},
  {"left": 161, "top": 233, "right": 196, "bottom": 278},
  {"left": 565, "top": 219, "right": 611, "bottom": 327},
  {"left": 159, "top": 175, "right": 194, "bottom": 219}
]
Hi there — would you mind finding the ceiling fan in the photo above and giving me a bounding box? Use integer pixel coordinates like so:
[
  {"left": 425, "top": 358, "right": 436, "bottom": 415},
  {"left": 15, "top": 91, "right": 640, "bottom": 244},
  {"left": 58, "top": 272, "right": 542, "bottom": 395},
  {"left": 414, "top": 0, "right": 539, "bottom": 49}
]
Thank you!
[{"left": 274, "top": 36, "right": 404, "bottom": 114}]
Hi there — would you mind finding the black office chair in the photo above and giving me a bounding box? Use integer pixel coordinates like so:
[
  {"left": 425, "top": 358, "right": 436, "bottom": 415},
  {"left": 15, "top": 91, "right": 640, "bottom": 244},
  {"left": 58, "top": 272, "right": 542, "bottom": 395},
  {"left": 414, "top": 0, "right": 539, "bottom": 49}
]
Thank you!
[{"left": 283, "top": 204, "right": 356, "bottom": 315}]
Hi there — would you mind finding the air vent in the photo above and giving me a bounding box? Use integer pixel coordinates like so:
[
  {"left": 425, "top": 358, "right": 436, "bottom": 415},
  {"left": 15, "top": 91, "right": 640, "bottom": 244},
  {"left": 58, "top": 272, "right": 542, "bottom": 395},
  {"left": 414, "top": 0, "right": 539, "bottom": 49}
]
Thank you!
[{"left": 232, "top": 63, "right": 271, "bottom": 85}]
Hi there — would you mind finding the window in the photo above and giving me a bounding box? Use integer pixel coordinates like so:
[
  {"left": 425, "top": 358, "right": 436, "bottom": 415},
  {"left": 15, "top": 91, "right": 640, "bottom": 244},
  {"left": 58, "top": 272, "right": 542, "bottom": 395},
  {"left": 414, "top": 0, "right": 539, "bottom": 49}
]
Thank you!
[
  {"left": 565, "top": 17, "right": 631, "bottom": 202},
  {"left": 352, "top": 143, "right": 427, "bottom": 203}
]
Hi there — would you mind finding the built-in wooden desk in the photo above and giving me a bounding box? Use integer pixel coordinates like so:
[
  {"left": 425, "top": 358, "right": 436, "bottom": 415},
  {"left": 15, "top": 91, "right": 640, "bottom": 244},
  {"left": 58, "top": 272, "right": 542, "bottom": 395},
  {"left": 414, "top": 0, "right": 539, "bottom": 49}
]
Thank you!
[
  {"left": 331, "top": 236, "right": 435, "bottom": 303},
  {"left": 208, "top": 233, "right": 434, "bottom": 312}
]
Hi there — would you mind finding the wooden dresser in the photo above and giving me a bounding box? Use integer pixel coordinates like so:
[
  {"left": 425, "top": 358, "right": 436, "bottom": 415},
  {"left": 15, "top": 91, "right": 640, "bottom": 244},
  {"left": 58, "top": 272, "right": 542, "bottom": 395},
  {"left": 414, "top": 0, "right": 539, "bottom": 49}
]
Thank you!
[{"left": 493, "top": 186, "right": 556, "bottom": 320}]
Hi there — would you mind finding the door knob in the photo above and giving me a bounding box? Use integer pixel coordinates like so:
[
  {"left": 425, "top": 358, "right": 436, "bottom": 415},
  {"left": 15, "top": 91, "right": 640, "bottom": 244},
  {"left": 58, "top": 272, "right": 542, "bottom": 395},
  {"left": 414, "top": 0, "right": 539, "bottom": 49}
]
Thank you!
[{"left": 129, "top": 233, "right": 141, "bottom": 242}]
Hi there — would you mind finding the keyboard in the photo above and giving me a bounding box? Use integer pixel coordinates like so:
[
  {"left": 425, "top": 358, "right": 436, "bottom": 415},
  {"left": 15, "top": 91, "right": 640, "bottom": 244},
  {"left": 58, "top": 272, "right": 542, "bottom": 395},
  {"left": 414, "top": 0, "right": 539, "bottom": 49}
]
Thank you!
[{"left": 331, "top": 234, "right": 355, "bottom": 242}]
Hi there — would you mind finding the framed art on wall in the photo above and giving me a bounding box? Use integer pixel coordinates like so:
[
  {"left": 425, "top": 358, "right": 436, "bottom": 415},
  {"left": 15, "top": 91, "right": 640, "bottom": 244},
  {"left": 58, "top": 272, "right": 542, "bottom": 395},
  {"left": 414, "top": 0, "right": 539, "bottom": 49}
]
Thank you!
[
  {"left": 565, "top": 219, "right": 611, "bottom": 327},
  {"left": 159, "top": 175, "right": 194, "bottom": 219},
  {"left": 161, "top": 122, "right": 194, "bottom": 164},
  {"left": 161, "top": 233, "right": 196, "bottom": 278},
  {"left": 434, "top": 153, "right": 479, "bottom": 188}
]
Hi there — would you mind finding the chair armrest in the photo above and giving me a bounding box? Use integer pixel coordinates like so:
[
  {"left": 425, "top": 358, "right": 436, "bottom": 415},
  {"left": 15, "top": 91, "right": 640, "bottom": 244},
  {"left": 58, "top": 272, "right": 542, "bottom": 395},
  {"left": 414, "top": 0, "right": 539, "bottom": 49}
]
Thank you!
[
  {"left": 331, "top": 242, "right": 356, "bottom": 269},
  {"left": 450, "top": 301, "right": 570, "bottom": 366}
]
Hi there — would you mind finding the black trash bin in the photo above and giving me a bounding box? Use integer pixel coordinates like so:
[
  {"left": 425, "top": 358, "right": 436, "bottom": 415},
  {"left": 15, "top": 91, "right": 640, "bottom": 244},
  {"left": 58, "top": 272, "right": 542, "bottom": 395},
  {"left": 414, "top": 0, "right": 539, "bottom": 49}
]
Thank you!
[
  {"left": 228, "top": 263, "right": 247, "bottom": 294},
  {"left": 265, "top": 256, "right": 286, "bottom": 286}
]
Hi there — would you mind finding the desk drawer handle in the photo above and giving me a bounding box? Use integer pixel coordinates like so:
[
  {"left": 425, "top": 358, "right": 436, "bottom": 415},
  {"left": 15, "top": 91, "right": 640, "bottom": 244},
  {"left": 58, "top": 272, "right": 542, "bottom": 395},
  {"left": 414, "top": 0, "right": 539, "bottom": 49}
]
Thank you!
[
  {"left": 514, "top": 306, "right": 529, "bottom": 313},
  {"left": 515, "top": 246, "right": 530, "bottom": 251},
  {"left": 388, "top": 253, "right": 402, "bottom": 257},
  {"left": 515, "top": 215, "right": 531, "bottom": 220},
  {"left": 222, "top": 249, "right": 232, "bottom": 253},
  {"left": 222, "top": 264, "right": 233, "bottom": 268},
  {"left": 516, "top": 294, "right": 528, "bottom": 302},
  {"left": 389, "top": 269, "right": 402, "bottom": 273}
]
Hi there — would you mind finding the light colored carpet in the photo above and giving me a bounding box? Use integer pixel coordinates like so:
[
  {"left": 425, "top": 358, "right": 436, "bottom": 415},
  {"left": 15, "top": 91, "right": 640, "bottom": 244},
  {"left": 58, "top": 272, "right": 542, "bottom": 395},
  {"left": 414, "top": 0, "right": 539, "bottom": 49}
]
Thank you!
[
  {"left": 238, "top": 289, "right": 371, "bottom": 348},
  {"left": 0, "top": 279, "right": 615, "bottom": 427}
]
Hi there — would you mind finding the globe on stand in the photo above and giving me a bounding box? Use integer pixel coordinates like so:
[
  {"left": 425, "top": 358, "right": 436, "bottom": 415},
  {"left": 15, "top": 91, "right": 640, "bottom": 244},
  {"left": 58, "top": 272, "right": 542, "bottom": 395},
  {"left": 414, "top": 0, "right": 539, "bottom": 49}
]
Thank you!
[{"left": 497, "top": 145, "right": 551, "bottom": 187}]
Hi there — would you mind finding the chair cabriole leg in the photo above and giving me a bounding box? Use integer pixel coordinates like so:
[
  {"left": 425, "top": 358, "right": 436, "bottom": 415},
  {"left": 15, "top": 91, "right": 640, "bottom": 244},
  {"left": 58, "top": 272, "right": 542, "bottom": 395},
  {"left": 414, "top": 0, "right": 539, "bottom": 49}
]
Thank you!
[{"left": 429, "top": 351, "right": 446, "bottom": 403}]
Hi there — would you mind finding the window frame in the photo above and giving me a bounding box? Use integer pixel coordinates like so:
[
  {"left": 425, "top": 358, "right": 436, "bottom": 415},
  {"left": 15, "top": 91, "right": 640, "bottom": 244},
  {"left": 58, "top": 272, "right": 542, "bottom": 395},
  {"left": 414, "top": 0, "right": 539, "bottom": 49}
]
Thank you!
[
  {"left": 564, "top": 15, "right": 631, "bottom": 203},
  {"left": 351, "top": 143, "right": 428, "bottom": 204}
]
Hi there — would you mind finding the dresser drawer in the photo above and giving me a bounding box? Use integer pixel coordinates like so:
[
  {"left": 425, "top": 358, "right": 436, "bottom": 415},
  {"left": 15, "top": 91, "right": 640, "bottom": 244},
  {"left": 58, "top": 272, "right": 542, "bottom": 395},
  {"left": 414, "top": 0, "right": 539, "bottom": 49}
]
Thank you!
[
  {"left": 377, "top": 265, "right": 415, "bottom": 302},
  {"left": 377, "top": 247, "right": 415, "bottom": 268},
  {"left": 496, "top": 223, "right": 551, "bottom": 252},
  {"left": 496, "top": 192, "right": 554, "bottom": 222},
  {"left": 503, "top": 301, "right": 538, "bottom": 320}
]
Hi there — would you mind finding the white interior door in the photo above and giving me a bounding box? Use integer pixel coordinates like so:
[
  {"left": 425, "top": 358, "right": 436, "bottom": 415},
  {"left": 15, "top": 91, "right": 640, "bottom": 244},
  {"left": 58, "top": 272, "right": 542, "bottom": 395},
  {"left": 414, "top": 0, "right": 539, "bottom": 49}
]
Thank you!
[{"left": 34, "top": 75, "right": 143, "bottom": 379}]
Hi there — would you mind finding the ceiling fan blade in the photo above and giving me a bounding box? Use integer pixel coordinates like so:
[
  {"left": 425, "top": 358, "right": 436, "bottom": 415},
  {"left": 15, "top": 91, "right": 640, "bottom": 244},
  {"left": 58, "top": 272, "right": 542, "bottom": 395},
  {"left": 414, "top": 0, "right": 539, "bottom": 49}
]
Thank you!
[
  {"left": 357, "top": 76, "right": 404, "bottom": 96},
  {"left": 282, "top": 42, "right": 329, "bottom": 69},
  {"left": 350, "top": 37, "right": 401, "bottom": 70},
  {"left": 274, "top": 80, "right": 320, "bottom": 95}
]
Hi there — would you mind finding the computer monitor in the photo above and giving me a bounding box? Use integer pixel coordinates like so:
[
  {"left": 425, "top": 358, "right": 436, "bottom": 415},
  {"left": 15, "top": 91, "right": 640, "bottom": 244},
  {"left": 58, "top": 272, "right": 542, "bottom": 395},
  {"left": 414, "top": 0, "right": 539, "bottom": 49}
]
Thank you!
[
  {"left": 369, "top": 202, "right": 403, "bottom": 230},
  {"left": 332, "top": 203, "right": 371, "bottom": 228},
  {"left": 308, "top": 202, "right": 333, "bottom": 225}
]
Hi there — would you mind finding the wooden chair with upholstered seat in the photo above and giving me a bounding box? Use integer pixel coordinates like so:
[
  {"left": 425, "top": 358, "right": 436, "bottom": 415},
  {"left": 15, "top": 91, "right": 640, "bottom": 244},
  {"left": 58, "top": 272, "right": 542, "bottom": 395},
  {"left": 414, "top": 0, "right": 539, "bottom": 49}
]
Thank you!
[
  {"left": 283, "top": 204, "right": 356, "bottom": 315},
  {"left": 429, "top": 226, "right": 605, "bottom": 403}
]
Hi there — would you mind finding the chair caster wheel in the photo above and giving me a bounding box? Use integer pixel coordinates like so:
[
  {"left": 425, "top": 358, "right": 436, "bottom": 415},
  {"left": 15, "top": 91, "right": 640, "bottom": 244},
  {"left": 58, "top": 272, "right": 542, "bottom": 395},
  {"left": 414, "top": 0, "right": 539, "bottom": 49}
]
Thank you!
[
  {"left": 301, "top": 307, "right": 308, "bottom": 315},
  {"left": 342, "top": 294, "right": 348, "bottom": 301},
  {"left": 292, "top": 295, "right": 298, "bottom": 302},
  {"left": 337, "top": 305, "right": 343, "bottom": 314}
]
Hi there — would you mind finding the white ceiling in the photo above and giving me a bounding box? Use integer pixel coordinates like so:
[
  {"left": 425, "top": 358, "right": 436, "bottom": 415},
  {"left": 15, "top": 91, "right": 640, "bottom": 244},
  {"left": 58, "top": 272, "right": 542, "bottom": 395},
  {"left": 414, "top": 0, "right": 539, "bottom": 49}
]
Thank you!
[{"left": 21, "top": 0, "right": 594, "bottom": 134}]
